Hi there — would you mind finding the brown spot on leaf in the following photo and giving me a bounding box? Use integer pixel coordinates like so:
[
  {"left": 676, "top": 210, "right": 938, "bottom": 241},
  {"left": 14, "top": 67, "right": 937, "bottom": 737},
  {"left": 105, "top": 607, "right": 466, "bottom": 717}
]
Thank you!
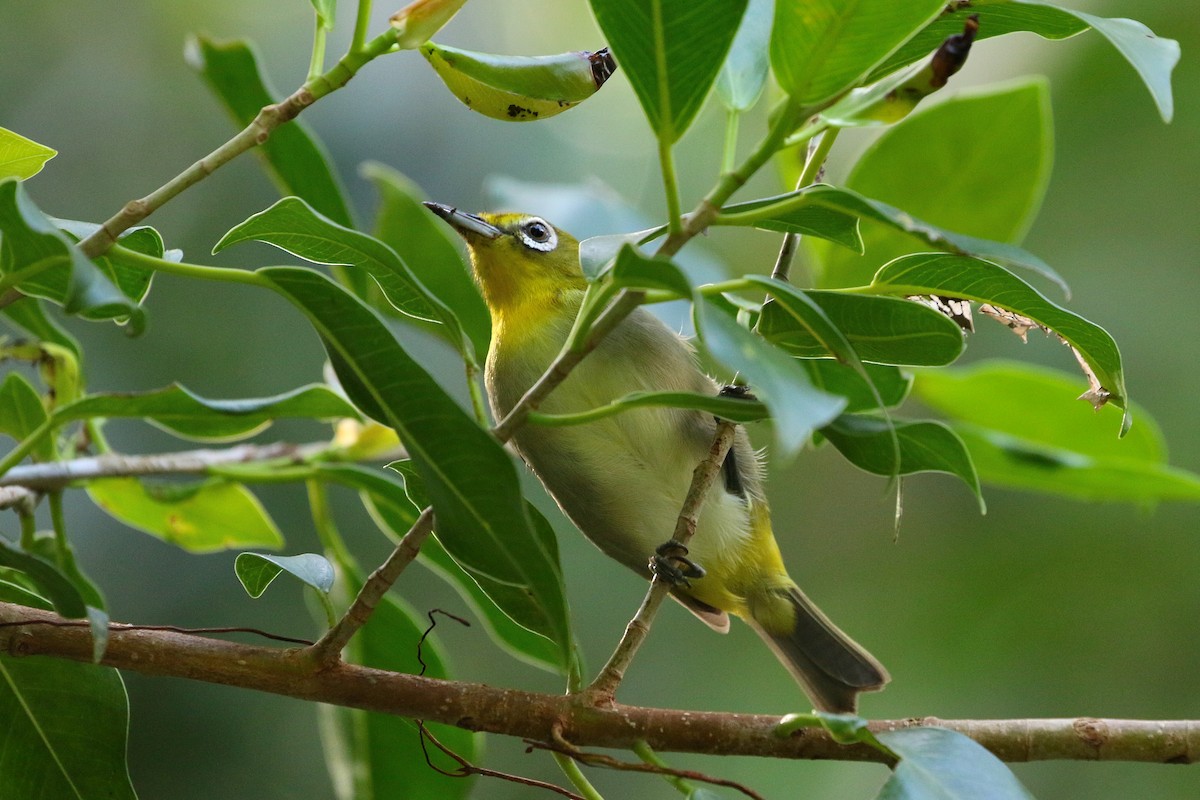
[{"left": 589, "top": 47, "right": 617, "bottom": 88}]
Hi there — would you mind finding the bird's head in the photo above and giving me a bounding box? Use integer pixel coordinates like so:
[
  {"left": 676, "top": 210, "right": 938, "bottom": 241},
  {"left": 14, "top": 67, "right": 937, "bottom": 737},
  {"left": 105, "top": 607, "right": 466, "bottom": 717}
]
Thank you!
[{"left": 424, "top": 202, "right": 585, "bottom": 332}]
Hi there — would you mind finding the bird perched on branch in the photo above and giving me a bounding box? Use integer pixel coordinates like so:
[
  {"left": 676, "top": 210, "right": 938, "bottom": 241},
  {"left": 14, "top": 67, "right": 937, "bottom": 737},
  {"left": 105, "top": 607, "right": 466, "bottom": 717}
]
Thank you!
[{"left": 426, "top": 202, "right": 888, "bottom": 712}]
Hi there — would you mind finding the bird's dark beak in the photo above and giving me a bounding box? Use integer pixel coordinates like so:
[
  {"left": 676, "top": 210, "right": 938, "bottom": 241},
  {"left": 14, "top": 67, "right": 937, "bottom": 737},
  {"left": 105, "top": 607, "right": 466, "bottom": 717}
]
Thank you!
[{"left": 423, "top": 201, "right": 503, "bottom": 240}]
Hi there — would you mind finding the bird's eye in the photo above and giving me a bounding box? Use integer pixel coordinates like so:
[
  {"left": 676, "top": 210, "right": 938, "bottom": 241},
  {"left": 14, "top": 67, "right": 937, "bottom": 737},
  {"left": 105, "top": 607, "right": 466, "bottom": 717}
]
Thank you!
[{"left": 517, "top": 218, "right": 558, "bottom": 252}]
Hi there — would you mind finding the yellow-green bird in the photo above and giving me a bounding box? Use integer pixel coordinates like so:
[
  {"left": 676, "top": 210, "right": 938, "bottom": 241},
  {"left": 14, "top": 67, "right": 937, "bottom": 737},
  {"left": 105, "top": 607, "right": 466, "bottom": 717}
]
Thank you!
[{"left": 426, "top": 202, "right": 889, "bottom": 712}]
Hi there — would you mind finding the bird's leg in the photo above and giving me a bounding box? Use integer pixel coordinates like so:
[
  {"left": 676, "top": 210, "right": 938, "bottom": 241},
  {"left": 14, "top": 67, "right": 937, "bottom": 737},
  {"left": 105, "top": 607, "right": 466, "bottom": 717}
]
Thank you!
[{"left": 650, "top": 539, "right": 706, "bottom": 587}]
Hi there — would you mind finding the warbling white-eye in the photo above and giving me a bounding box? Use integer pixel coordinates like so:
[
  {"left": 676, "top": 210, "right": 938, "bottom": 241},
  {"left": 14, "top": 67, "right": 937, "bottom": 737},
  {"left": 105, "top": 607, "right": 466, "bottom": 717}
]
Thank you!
[{"left": 426, "top": 202, "right": 888, "bottom": 712}]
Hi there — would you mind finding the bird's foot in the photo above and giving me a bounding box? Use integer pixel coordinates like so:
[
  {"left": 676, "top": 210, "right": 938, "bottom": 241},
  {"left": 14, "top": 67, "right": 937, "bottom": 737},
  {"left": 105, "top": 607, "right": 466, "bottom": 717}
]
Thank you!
[{"left": 650, "top": 539, "right": 705, "bottom": 587}]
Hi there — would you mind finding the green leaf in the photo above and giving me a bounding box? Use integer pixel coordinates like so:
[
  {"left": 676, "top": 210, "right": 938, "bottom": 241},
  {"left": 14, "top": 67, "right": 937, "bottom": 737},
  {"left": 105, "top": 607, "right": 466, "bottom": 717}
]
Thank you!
[
  {"left": 56, "top": 221, "right": 162, "bottom": 308},
  {"left": 361, "top": 161, "right": 490, "bottom": 357},
  {"left": 805, "top": 361, "right": 912, "bottom": 413},
  {"left": 589, "top": 0, "right": 749, "bottom": 143},
  {"left": 822, "top": 414, "right": 983, "bottom": 509},
  {"left": 185, "top": 36, "right": 352, "bottom": 226},
  {"left": 757, "top": 287, "right": 965, "bottom": 367},
  {"left": 0, "top": 179, "right": 144, "bottom": 331},
  {"left": 770, "top": 0, "right": 945, "bottom": 106},
  {"left": 811, "top": 80, "right": 1055, "bottom": 291},
  {"left": 869, "top": 253, "right": 1129, "bottom": 433},
  {"left": 723, "top": 184, "right": 1065, "bottom": 294},
  {"left": 88, "top": 477, "right": 283, "bottom": 553},
  {"left": 0, "top": 126, "right": 56, "bottom": 180},
  {"left": 870, "top": 1, "right": 1180, "bottom": 122},
  {"left": 695, "top": 300, "right": 845, "bottom": 459},
  {"left": 235, "top": 552, "right": 334, "bottom": 598},
  {"left": 318, "top": 563, "right": 476, "bottom": 800},
  {"left": 720, "top": 193, "right": 863, "bottom": 251},
  {"left": 1, "top": 296, "right": 82, "bottom": 360},
  {"left": 0, "top": 538, "right": 87, "bottom": 618},
  {"left": 215, "top": 197, "right": 473, "bottom": 359},
  {"left": 876, "top": 727, "right": 1036, "bottom": 800},
  {"left": 530, "top": 389, "right": 769, "bottom": 427},
  {"left": 715, "top": 0, "right": 773, "bottom": 112},
  {"left": 55, "top": 383, "right": 358, "bottom": 442},
  {"left": 262, "top": 267, "right": 574, "bottom": 670},
  {"left": 0, "top": 638, "right": 136, "bottom": 800},
  {"left": 914, "top": 362, "right": 1200, "bottom": 503},
  {"left": 0, "top": 372, "right": 53, "bottom": 460}
]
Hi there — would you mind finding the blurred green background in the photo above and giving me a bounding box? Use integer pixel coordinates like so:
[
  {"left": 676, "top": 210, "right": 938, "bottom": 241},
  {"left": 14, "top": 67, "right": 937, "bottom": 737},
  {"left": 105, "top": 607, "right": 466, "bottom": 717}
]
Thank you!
[{"left": 2, "top": 1, "right": 1198, "bottom": 798}]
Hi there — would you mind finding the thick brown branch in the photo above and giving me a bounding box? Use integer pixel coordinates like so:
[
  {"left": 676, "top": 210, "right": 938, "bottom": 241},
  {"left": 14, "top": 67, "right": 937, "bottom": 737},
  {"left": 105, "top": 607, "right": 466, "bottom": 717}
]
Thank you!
[{"left": 4, "top": 601, "right": 1196, "bottom": 765}]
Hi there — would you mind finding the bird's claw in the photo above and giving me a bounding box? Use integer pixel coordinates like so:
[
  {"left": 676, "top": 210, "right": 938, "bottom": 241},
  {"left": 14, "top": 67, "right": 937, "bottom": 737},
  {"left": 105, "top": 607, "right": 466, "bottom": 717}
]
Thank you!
[{"left": 650, "top": 539, "right": 706, "bottom": 587}]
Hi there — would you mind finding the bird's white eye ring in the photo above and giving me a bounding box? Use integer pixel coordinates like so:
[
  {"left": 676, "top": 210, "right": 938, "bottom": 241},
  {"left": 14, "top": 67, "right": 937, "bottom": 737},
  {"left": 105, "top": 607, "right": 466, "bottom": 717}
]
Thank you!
[{"left": 518, "top": 218, "right": 557, "bottom": 252}]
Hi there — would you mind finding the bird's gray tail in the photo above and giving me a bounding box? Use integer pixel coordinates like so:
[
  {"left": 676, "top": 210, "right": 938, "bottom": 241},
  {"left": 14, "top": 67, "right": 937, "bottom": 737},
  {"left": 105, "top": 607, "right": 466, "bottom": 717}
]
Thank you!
[{"left": 747, "top": 585, "right": 889, "bottom": 713}]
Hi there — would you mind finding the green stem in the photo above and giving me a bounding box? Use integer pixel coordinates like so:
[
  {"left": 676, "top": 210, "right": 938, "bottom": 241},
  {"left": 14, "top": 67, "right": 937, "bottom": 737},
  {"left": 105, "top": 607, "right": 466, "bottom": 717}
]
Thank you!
[
  {"left": 553, "top": 753, "right": 605, "bottom": 800},
  {"left": 47, "top": 491, "right": 69, "bottom": 566},
  {"left": 632, "top": 741, "right": 693, "bottom": 795},
  {"left": 658, "top": 138, "right": 683, "bottom": 236},
  {"left": 307, "top": 21, "right": 328, "bottom": 83},
  {"left": 0, "top": 261, "right": 56, "bottom": 295},
  {"left": 17, "top": 504, "right": 36, "bottom": 550},
  {"left": 0, "top": 418, "right": 54, "bottom": 478},
  {"left": 351, "top": 0, "right": 373, "bottom": 53},
  {"left": 307, "top": 479, "right": 357, "bottom": 570},
  {"left": 465, "top": 362, "right": 489, "bottom": 427},
  {"left": 722, "top": 109, "right": 740, "bottom": 175},
  {"left": 797, "top": 126, "right": 840, "bottom": 188},
  {"left": 110, "top": 245, "right": 271, "bottom": 289}
]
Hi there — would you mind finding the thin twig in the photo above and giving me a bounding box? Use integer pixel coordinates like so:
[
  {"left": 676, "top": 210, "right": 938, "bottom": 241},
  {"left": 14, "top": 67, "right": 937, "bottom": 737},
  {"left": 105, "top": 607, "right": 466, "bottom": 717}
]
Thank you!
[
  {"left": 586, "top": 420, "right": 739, "bottom": 703},
  {"left": 308, "top": 506, "right": 435, "bottom": 665},
  {"left": 418, "top": 720, "right": 585, "bottom": 799},
  {"left": 4, "top": 601, "right": 1199, "bottom": 765},
  {"left": 528, "top": 738, "right": 765, "bottom": 800},
  {"left": 0, "top": 618, "right": 313, "bottom": 645},
  {"left": 0, "top": 442, "right": 334, "bottom": 490}
]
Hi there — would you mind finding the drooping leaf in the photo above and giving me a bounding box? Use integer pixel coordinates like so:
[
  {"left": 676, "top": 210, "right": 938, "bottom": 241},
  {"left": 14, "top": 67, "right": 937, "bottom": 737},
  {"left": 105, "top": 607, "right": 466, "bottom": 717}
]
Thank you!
[
  {"left": 215, "top": 196, "right": 474, "bottom": 359},
  {"left": 914, "top": 361, "right": 1200, "bottom": 502},
  {"left": 869, "top": 1, "right": 1179, "bottom": 122},
  {"left": 0, "top": 126, "right": 56, "bottom": 180},
  {"left": 88, "top": 477, "right": 283, "bottom": 553},
  {"left": 811, "top": 80, "right": 1056, "bottom": 290},
  {"left": 185, "top": 36, "right": 353, "bottom": 226},
  {"left": 0, "top": 583, "right": 135, "bottom": 800},
  {"left": 361, "top": 162, "right": 490, "bottom": 356},
  {"left": 756, "top": 285, "right": 965, "bottom": 367},
  {"left": 54, "top": 383, "right": 358, "bottom": 442},
  {"left": 235, "top": 552, "right": 334, "bottom": 597},
  {"left": 262, "top": 267, "right": 574, "bottom": 670},
  {"left": 715, "top": 0, "right": 774, "bottom": 112},
  {"left": 696, "top": 301, "right": 845, "bottom": 459},
  {"left": 0, "top": 372, "right": 53, "bottom": 460},
  {"left": 822, "top": 414, "right": 983, "bottom": 509},
  {"left": 870, "top": 253, "right": 1129, "bottom": 433},
  {"left": 722, "top": 184, "right": 1065, "bottom": 293},
  {"left": 589, "top": 0, "right": 749, "bottom": 142},
  {"left": 0, "top": 179, "right": 144, "bottom": 331},
  {"left": 770, "top": 0, "right": 945, "bottom": 107},
  {"left": 56, "top": 220, "right": 162, "bottom": 309},
  {"left": 876, "top": 727, "right": 1036, "bottom": 800}
]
